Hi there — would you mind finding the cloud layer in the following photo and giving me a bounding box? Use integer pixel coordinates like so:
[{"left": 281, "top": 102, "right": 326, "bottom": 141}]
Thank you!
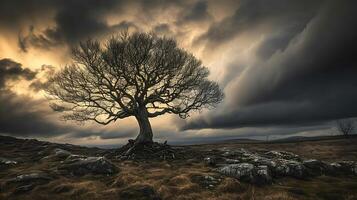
[{"left": 1, "top": 0, "right": 357, "bottom": 144}]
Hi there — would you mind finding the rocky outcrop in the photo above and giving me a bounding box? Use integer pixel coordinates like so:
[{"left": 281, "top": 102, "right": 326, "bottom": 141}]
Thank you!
[
  {"left": 58, "top": 155, "right": 118, "bottom": 176},
  {"left": 54, "top": 148, "right": 72, "bottom": 159},
  {"left": 217, "top": 163, "right": 272, "bottom": 185},
  {"left": 190, "top": 174, "right": 223, "bottom": 189},
  {"left": 49, "top": 148, "right": 118, "bottom": 176},
  {"left": 205, "top": 148, "right": 357, "bottom": 185},
  {"left": 5, "top": 172, "right": 53, "bottom": 194}
]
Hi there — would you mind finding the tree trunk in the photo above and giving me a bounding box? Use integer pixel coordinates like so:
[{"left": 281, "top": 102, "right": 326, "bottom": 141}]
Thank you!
[{"left": 134, "top": 107, "right": 153, "bottom": 144}]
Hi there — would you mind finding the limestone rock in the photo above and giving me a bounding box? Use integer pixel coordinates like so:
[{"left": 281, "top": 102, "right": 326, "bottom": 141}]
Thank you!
[
  {"left": 54, "top": 148, "right": 72, "bottom": 159},
  {"left": 218, "top": 163, "right": 255, "bottom": 182},
  {"left": 254, "top": 165, "right": 272, "bottom": 185},
  {"left": 58, "top": 156, "right": 118, "bottom": 176},
  {"left": 7, "top": 172, "right": 52, "bottom": 184},
  {"left": 190, "top": 174, "right": 223, "bottom": 189}
]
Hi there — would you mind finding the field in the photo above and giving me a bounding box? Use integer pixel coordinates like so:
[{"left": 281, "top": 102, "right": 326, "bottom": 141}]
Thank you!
[{"left": 0, "top": 135, "right": 357, "bottom": 200}]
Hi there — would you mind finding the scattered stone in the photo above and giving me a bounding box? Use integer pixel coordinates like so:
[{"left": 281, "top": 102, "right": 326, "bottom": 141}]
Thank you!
[
  {"left": 254, "top": 165, "right": 272, "bottom": 185},
  {"left": 264, "top": 151, "right": 301, "bottom": 161},
  {"left": 273, "top": 159, "right": 308, "bottom": 178},
  {"left": 6, "top": 172, "right": 53, "bottom": 194},
  {"left": 208, "top": 148, "right": 357, "bottom": 184},
  {"left": 119, "top": 184, "right": 161, "bottom": 200},
  {"left": 58, "top": 156, "right": 118, "bottom": 176},
  {"left": 7, "top": 172, "right": 52, "bottom": 184},
  {"left": 218, "top": 163, "right": 255, "bottom": 183},
  {"left": 337, "top": 161, "right": 357, "bottom": 175},
  {"left": 13, "top": 184, "right": 34, "bottom": 194},
  {"left": 54, "top": 148, "right": 72, "bottom": 159},
  {"left": 190, "top": 174, "right": 223, "bottom": 189},
  {"left": 0, "top": 157, "right": 17, "bottom": 170},
  {"left": 204, "top": 157, "right": 217, "bottom": 166},
  {"left": 303, "top": 159, "right": 331, "bottom": 176},
  {"left": 0, "top": 157, "right": 17, "bottom": 165}
]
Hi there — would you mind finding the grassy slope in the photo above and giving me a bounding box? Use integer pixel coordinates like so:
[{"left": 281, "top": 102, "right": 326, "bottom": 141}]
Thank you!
[{"left": 0, "top": 135, "right": 357, "bottom": 200}]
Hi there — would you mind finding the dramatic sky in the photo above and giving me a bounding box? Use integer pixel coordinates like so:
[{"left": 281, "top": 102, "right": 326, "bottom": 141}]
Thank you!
[{"left": 1, "top": 0, "right": 357, "bottom": 146}]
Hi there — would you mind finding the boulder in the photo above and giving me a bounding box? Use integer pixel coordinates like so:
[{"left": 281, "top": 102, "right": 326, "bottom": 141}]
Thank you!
[
  {"left": 0, "top": 157, "right": 17, "bottom": 170},
  {"left": 54, "top": 148, "right": 72, "bottom": 159},
  {"left": 7, "top": 172, "right": 52, "bottom": 184},
  {"left": 6, "top": 172, "right": 53, "bottom": 194},
  {"left": 303, "top": 159, "right": 331, "bottom": 176},
  {"left": 337, "top": 161, "right": 357, "bottom": 175},
  {"left": 254, "top": 165, "right": 272, "bottom": 185},
  {"left": 264, "top": 151, "right": 301, "bottom": 161},
  {"left": 190, "top": 174, "right": 223, "bottom": 189},
  {"left": 13, "top": 184, "right": 35, "bottom": 194},
  {"left": 58, "top": 156, "right": 118, "bottom": 176},
  {"left": 204, "top": 157, "right": 217, "bottom": 166},
  {"left": 209, "top": 148, "right": 357, "bottom": 185},
  {"left": 273, "top": 159, "right": 308, "bottom": 178},
  {"left": 217, "top": 163, "right": 272, "bottom": 184},
  {"left": 217, "top": 163, "right": 255, "bottom": 183}
]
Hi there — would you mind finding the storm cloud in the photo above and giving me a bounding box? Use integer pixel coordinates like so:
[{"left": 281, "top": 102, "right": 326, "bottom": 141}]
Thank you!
[
  {"left": 1, "top": 0, "right": 357, "bottom": 144},
  {"left": 0, "top": 58, "right": 66, "bottom": 137},
  {"left": 184, "top": 1, "right": 357, "bottom": 130}
]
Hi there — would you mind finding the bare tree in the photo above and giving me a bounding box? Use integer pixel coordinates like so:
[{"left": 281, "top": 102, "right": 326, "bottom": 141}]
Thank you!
[
  {"left": 336, "top": 119, "right": 355, "bottom": 136},
  {"left": 46, "top": 32, "right": 224, "bottom": 144}
]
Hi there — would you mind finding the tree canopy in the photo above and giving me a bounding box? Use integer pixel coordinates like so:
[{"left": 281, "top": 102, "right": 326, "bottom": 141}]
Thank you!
[{"left": 46, "top": 32, "right": 224, "bottom": 143}]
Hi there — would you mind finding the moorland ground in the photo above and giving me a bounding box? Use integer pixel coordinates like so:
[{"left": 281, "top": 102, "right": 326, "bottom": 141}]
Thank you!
[{"left": 0, "top": 135, "right": 356, "bottom": 200}]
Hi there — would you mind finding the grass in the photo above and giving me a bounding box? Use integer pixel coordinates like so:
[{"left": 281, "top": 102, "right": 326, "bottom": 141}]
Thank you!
[{"left": 0, "top": 136, "right": 357, "bottom": 199}]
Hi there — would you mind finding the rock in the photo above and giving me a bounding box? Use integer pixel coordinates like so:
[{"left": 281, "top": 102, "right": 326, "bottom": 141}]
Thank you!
[
  {"left": 6, "top": 172, "right": 53, "bottom": 194},
  {"left": 119, "top": 184, "right": 161, "bottom": 200},
  {"left": 0, "top": 157, "right": 17, "bottom": 170},
  {"left": 208, "top": 148, "right": 357, "bottom": 184},
  {"left": 58, "top": 156, "right": 118, "bottom": 176},
  {"left": 204, "top": 157, "right": 216, "bottom": 166},
  {"left": 217, "top": 163, "right": 272, "bottom": 184},
  {"left": 254, "top": 165, "right": 272, "bottom": 185},
  {"left": 217, "top": 163, "right": 255, "bottom": 183},
  {"left": 54, "top": 148, "right": 72, "bottom": 159},
  {"left": 337, "top": 161, "right": 357, "bottom": 175},
  {"left": 13, "top": 184, "right": 35, "bottom": 194},
  {"left": 303, "top": 159, "right": 331, "bottom": 176},
  {"left": 224, "top": 158, "right": 240, "bottom": 164},
  {"left": 0, "top": 157, "right": 17, "bottom": 165},
  {"left": 264, "top": 151, "right": 301, "bottom": 161},
  {"left": 190, "top": 174, "right": 223, "bottom": 189},
  {"left": 325, "top": 161, "right": 357, "bottom": 175},
  {"left": 7, "top": 172, "right": 52, "bottom": 184},
  {"left": 273, "top": 159, "right": 308, "bottom": 178}
]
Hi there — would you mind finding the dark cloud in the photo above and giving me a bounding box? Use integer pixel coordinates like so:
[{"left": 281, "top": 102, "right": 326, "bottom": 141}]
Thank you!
[
  {"left": 0, "top": 0, "right": 125, "bottom": 51},
  {"left": 0, "top": 58, "right": 37, "bottom": 88},
  {"left": 0, "top": 89, "right": 71, "bottom": 137},
  {"left": 0, "top": 59, "right": 115, "bottom": 139},
  {"left": 184, "top": 1, "right": 357, "bottom": 130},
  {"left": 0, "top": 58, "right": 67, "bottom": 137},
  {"left": 176, "top": 0, "right": 212, "bottom": 25},
  {"left": 195, "top": 0, "right": 323, "bottom": 47},
  {"left": 29, "top": 64, "right": 55, "bottom": 92},
  {"left": 18, "top": 26, "right": 62, "bottom": 52},
  {"left": 153, "top": 24, "right": 174, "bottom": 36}
]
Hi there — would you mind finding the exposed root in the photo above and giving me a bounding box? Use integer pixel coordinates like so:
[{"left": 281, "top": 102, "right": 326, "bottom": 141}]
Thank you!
[{"left": 112, "top": 140, "right": 186, "bottom": 161}]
